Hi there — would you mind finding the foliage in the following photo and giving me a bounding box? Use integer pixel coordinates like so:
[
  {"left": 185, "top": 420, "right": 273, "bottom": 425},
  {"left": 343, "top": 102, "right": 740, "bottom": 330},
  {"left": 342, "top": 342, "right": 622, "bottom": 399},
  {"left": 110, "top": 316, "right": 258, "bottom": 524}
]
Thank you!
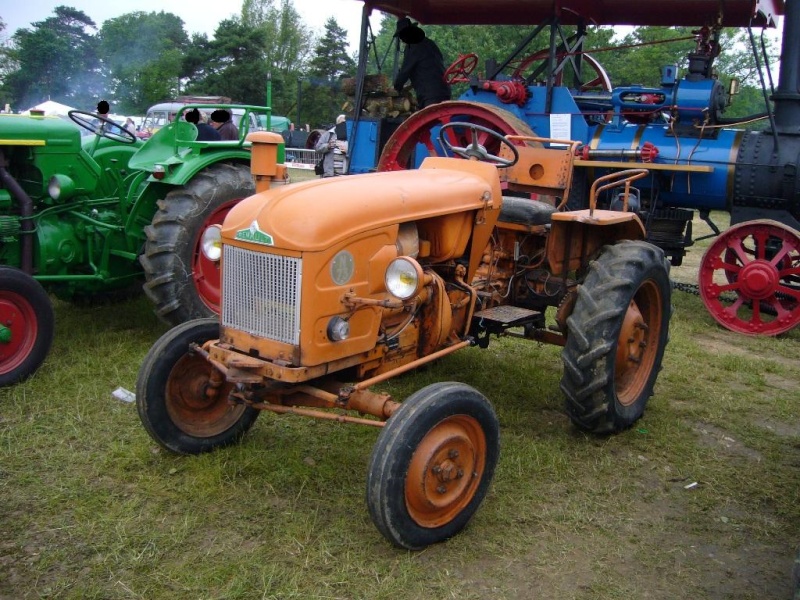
[
  {"left": 183, "top": 0, "right": 313, "bottom": 117},
  {"left": 2, "top": 6, "right": 101, "bottom": 111},
  {"left": 0, "top": 5, "right": 783, "bottom": 128},
  {"left": 302, "top": 17, "right": 357, "bottom": 128},
  {"left": 98, "top": 11, "right": 189, "bottom": 114}
]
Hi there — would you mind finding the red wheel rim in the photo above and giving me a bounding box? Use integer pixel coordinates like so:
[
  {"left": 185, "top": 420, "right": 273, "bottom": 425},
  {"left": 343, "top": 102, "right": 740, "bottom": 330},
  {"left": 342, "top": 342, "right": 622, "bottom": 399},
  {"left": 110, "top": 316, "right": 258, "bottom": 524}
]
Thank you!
[
  {"left": 699, "top": 220, "right": 800, "bottom": 335},
  {"left": 376, "top": 101, "right": 535, "bottom": 172},
  {"left": 511, "top": 50, "right": 612, "bottom": 91},
  {"left": 192, "top": 199, "right": 239, "bottom": 313},
  {"left": 0, "top": 291, "right": 38, "bottom": 376},
  {"left": 444, "top": 53, "right": 479, "bottom": 84},
  {"left": 405, "top": 415, "right": 486, "bottom": 528}
]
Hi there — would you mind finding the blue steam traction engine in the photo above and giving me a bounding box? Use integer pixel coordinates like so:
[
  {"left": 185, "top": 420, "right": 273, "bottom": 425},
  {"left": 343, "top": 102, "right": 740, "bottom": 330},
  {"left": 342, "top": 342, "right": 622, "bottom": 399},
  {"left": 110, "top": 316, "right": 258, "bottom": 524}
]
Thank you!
[{"left": 348, "top": 0, "right": 800, "bottom": 335}]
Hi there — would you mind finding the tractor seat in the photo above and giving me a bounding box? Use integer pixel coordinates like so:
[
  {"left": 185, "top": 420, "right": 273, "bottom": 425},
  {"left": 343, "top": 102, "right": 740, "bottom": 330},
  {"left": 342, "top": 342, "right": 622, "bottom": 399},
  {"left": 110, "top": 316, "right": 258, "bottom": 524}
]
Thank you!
[{"left": 498, "top": 196, "right": 557, "bottom": 226}]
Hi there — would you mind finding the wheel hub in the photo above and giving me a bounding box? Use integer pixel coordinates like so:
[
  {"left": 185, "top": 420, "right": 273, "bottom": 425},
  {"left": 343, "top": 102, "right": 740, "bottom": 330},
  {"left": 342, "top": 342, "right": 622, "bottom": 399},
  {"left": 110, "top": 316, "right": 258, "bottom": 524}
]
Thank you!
[
  {"left": 405, "top": 417, "right": 484, "bottom": 528},
  {"left": 738, "top": 260, "right": 779, "bottom": 299},
  {"left": 616, "top": 300, "right": 648, "bottom": 381},
  {"left": 699, "top": 219, "right": 800, "bottom": 335}
]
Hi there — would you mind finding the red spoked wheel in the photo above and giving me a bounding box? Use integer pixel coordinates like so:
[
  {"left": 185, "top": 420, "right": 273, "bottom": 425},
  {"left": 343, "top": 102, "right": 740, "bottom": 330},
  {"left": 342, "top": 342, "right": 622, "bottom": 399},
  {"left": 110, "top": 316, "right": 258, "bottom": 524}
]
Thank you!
[
  {"left": 699, "top": 219, "right": 800, "bottom": 336},
  {"left": 376, "top": 101, "right": 535, "bottom": 172},
  {"left": 444, "top": 53, "right": 479, "bottom": 84},
  {"left": 511, "top": 50, "right": 612, "bottom": 92}
]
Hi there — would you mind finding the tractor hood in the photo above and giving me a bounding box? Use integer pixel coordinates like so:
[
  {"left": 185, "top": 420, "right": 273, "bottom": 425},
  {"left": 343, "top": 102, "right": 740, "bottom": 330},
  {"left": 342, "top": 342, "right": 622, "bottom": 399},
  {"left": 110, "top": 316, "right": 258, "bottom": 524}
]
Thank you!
[
  {"left": 221, "top": 161, "right": 500, "bottom": 252},
  {"left": 0, "top": 114, "right": 82, "bottom": 154}
]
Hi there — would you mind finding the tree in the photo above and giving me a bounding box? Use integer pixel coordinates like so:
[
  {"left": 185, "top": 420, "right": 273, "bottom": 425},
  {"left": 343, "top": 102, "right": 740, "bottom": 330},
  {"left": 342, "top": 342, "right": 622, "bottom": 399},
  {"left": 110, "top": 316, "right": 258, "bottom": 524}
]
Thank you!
[
  {"left": 184, "top": 0, "right": 312, "bottom": 117},
  {"left": 99, "top": 11, "right": 190, "bottom": 113},
  {"left": 303, "top": 17, "right": 357, "bottom": 127},
  {"left": 184, "top": 17, "right": 272, "bottom": 105},
  {"left": 3, "top": 6, "right": 101, "bottom": 110},
  {"left": 0, "top": 18, "right": 19, "bottom": 110}
]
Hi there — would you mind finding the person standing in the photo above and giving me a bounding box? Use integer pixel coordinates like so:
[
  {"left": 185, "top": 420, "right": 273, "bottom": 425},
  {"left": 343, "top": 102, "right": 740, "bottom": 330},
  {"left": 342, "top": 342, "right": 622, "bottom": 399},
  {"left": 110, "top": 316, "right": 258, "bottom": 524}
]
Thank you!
[
  {"left": 210, "top": 109, "right": 239, "bottom": 141},
  {"left": 392, "top": 17, "right": 451, "bottom": 109},
  {"left": 314, "top": 124, "right": 338, "bottom": 178}
]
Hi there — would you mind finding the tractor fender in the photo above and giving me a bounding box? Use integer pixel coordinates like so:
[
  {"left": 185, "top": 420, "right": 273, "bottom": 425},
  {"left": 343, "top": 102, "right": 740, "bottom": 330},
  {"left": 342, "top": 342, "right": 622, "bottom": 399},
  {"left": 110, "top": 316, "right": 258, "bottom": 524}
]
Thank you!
[
  {"left": 545, "top": 210, "right": 646, "bottom": 276},
  {"left": 148, "top": 151, "right": 251, "bottom": 187}
]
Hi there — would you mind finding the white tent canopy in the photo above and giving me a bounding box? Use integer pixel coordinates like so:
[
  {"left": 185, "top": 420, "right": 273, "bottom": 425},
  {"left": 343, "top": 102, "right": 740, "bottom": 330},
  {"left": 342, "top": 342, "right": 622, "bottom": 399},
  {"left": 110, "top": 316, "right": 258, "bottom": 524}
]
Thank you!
[{"left": 22, "top": 100, "right": 76, "bottom": 116}]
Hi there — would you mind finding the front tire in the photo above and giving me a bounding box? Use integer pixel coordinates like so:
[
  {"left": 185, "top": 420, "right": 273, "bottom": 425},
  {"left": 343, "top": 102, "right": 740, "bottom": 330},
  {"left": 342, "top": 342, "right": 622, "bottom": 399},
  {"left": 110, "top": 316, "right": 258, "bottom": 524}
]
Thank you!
[
  {"left": 136, "top": 318, "right": 259, "bottom": 454},
  {"left": 0, "top": 267, "right": 54, "bottom": 387},
  {"left": 561, "top": 241, "right": 671, "bottom": 434},
  {"left": 140, "top": 163, "right": 254, "bottom": 326},
  {"left": 366, "top": 382, "right": 500, "bottom": 550}
]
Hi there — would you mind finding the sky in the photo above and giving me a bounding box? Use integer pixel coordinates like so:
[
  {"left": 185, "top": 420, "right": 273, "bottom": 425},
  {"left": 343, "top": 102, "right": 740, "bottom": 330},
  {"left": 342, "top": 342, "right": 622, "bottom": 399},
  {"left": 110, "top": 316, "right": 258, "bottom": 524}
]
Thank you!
[{"left": 1, "top": 0, "right": 376, "bottom": 52}]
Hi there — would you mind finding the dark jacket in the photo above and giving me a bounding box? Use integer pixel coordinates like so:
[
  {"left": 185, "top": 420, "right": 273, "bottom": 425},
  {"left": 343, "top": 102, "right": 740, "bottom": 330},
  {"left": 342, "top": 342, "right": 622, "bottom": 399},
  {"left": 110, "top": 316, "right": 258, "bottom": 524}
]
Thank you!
[
  {"left": 216, "top": 120, "right": 239, "bottom": 141},
  {"left": 196, "top": 122, "right": 221, "bottom": 141},
  {"left": 393, "top": 38, "right": 451, "bottom": 108}
]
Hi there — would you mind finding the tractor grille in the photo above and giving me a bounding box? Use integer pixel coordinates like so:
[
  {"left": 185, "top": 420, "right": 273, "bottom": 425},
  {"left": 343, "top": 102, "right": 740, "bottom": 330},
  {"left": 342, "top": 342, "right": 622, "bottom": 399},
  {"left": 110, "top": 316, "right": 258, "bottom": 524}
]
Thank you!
[{"left": 221, "top": 245, "right": 302, "bottom": 345}]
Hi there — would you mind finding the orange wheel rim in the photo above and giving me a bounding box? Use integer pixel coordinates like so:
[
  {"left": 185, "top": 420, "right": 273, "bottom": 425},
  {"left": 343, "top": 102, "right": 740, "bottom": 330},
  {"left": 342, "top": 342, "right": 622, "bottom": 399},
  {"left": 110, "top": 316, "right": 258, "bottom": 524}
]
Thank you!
[
  {"left": 405, "top": 415, "right": 486, "bottom": 528},
  {"left": 165, "top": 352, "right": 244, "bottom": 437},
  {"left": 615, "top": 280, "right": 662, "bottom": 406}
]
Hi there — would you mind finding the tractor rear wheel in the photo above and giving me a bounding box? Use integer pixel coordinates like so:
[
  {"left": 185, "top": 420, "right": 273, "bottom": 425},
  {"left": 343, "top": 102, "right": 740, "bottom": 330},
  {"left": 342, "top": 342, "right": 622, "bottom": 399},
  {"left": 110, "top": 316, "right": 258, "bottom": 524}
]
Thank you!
[
  {"left": 561, "top": 241, "right": 671, "bottom": 434},
  {"left": 141, "top": 162, "right": 254, "bottom": 326},
  {"left": 136, "top": 318, "right": 259, "bottom": 454},
  {"left": 0, "top": 267, "right": 54, "bottom": 387},
  {"left": 366, "top": 382, "right": 499, "bottom": 550}
]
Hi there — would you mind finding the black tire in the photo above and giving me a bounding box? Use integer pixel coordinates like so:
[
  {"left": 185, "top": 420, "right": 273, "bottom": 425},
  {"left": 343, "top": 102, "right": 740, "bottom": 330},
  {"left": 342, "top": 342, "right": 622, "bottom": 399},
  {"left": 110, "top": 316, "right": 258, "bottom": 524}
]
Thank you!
[
  {"left": 561, "top": 241, "right": 671, "bottom": 434},
  {"left": 366, "top": 382, "right": 500, "bottom": 550},
  {"left": 140, "top": 162, "right": 254, "bottom": 326},
  {"left": 136, "top": 317, "right": 259, "bottom": 454},
  {"left": 794, "top": 547, "right": 800, "bottom": 600},
  {"left": 0, "top": 267, "right": 55, "bottom": 387}
]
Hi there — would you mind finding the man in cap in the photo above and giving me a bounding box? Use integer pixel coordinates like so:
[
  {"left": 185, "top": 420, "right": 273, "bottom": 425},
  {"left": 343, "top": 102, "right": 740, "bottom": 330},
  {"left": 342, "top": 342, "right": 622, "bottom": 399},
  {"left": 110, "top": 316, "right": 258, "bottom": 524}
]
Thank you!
[
  {"left": 210, "top": 109, "right": 239, "bottom": 141},
  {"left": 392, "top": 17, "right": 451, "bottom": 109}
]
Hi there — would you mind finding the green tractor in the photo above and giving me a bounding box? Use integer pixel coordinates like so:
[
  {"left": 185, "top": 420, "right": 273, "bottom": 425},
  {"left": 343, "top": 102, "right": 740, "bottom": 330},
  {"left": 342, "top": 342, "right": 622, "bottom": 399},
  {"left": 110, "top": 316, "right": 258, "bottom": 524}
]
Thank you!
[{"left": 0, "top": 105, "right": 287, "bottom": 386}]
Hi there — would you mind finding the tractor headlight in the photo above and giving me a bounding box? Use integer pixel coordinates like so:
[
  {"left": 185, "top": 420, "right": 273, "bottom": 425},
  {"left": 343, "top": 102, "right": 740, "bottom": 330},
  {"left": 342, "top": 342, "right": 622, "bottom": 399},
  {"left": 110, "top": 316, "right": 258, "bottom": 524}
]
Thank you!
[
  {"left": 48, "top": 174, "right": 75, "bottom": 202},
  {"left": 385, "top": 256, "right": 423, "bottom": 300},
  {"left": 327, "top": 316, "right": 350, "bottom": 342},
  {"left": 200, "top": 225, "right": 223, "bottom": 261}
]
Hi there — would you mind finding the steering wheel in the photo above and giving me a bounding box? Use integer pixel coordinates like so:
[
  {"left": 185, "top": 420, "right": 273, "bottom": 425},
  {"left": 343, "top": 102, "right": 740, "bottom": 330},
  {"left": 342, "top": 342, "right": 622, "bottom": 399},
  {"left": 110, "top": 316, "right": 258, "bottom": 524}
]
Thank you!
[
  {"left": 444, "top": 53, "right": 479, "bottom": 84},
  {"left": 437, "top": 122, "right": 519, "bottom": 167},
  {"left": 68, "top": 110, "right": 137, "bottom": 144}
]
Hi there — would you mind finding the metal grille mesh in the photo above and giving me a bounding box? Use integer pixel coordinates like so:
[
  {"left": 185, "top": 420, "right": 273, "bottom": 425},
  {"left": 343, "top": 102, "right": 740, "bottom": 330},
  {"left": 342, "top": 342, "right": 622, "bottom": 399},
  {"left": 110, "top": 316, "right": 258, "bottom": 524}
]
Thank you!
[{"left": 221, "top": 245, "right": 302, "bottom": 345}]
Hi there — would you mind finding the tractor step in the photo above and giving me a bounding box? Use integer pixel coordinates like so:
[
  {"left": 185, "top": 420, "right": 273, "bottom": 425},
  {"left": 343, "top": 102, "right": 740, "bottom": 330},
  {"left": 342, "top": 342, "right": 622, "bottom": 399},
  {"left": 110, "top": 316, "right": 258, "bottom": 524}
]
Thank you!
[{"left": 473, "top": 305, "right": 542, "bottom": 327}]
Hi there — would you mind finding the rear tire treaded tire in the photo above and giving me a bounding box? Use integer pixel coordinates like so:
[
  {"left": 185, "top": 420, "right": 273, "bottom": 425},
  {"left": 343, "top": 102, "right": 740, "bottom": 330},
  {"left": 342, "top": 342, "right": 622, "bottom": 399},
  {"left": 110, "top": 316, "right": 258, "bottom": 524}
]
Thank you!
[{"left": 560, "top": 241, "right": 672, "bottom": 434}]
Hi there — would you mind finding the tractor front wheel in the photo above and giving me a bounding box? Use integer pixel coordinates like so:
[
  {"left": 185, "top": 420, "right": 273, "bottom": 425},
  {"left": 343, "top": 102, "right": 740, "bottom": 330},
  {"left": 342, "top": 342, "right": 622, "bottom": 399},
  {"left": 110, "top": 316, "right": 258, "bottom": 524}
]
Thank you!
[
  {"left": 366, "top": 382, "right": 499, "bottom": 550},
  {"left": 561, "top": 241, "right": 671, "bottom": 434},
  {"left": 136, "top": 318, "right": 259, "bottom": 454},
  {"left": 141, "top": 162, "right": 254, "bottom": 326},
  {"left": 0, "top": 267, "right": 54, "bottom": 387}
]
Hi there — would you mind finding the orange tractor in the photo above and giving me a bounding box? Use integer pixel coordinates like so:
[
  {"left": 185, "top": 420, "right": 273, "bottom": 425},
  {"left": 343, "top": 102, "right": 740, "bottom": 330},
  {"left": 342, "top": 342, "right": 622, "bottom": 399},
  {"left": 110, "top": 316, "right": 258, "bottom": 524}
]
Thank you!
[{"left": 136, "top": 125, "right": 672, "bottom": 549}]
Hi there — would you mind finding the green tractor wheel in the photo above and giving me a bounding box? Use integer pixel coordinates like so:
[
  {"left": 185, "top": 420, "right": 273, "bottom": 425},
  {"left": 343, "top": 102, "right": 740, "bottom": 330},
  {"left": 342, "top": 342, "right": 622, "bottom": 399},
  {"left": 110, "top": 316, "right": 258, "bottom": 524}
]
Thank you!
[
  {"left": 140, "top": 162, "right": 254, "bottom": 326},
  {"left": 0, "top": 267, "right": 55, "bottom": 386}
]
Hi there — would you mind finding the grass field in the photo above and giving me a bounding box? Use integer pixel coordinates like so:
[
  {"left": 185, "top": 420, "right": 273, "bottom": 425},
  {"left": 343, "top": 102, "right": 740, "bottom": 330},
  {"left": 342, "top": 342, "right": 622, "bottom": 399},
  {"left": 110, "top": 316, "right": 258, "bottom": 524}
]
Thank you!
[{"left": 1, "top": 209, "right": 799, "bottom": 599}]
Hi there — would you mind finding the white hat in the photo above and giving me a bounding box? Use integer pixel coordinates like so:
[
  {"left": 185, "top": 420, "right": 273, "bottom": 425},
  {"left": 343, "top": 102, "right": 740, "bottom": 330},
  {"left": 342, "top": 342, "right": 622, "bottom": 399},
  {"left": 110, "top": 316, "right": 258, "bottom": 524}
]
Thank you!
[{"left": 336, "top": 114, "right": 346, "bottom": 124}]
